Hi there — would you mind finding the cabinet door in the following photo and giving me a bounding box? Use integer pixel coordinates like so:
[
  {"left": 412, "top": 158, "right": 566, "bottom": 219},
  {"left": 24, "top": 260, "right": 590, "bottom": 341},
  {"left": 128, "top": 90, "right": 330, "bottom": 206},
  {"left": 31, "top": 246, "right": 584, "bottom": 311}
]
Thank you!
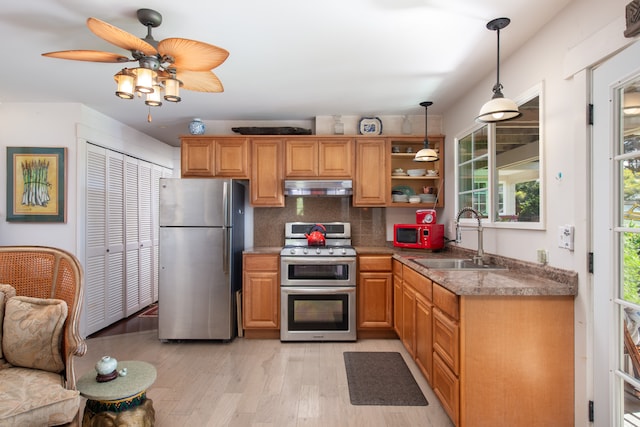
[
  {"left": 181, "top": 138, "right": 214, "bottom": 177},
  {"left": 401, "top": 284, "right": 416, "bottom": 357},
  {"left": 243, "top": 271, "right": 279, "bottom": 328},
  {"left": 243, "top": 254, "right": 280, "bottom": 329},
  {"left": 215, "top": 138, "right": 249, "bottom": 177},
  {"left": 357, "top": 272, "right": 393, "bottom": 329},
  {"left": 393, "top": 260, "right": 403, "bottom": 337},
  {"left": 285, "top": 140, "right": 318, "bottom": 177},
  {"left": 353, "top": 138, "right": 388, "bottom": 206},
  {"left": 415, "top": 292, "right": 433, "bottom": 384},
  {"left": 251, "top": 139, "right": 284, "bottom": 206},
  {"left": 318, "top": 138, "right": 353, "bottom": 177}
]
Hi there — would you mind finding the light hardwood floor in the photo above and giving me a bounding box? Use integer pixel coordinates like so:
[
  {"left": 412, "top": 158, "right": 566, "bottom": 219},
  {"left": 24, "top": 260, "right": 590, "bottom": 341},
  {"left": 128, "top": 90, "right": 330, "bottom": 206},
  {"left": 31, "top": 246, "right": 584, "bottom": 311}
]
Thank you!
[{"left": 75, "top": 330, "right": 454, "bottom": 427}]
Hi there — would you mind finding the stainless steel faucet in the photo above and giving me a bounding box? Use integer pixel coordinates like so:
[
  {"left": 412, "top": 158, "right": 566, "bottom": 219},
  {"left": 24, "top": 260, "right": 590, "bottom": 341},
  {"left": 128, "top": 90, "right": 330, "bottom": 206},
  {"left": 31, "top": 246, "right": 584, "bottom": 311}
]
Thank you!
[{"left": 455, "top": 207, "right": 484, "bottom": 265}]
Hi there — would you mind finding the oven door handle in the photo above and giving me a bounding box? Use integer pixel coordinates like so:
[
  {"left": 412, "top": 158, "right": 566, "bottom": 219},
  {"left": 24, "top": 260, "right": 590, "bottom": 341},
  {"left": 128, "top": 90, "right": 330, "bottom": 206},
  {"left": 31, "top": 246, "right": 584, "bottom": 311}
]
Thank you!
[
  {"left": 281, "top": 286, "right": 355, "bottom": 294},
  {"left": 280, "top": 256, "right": 356, "bottom": 265}
]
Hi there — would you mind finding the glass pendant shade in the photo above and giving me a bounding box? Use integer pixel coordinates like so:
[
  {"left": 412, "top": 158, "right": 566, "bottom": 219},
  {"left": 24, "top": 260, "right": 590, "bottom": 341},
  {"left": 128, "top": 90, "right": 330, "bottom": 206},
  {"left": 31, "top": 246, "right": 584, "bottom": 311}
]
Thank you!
[
  {"left": 477, "top": 93, "right": 522, "bottom": 122},
  {"left": 134, "top": 67, "right": 156, "bottom": 94},
  {"left": 114, "top": 69, "right": 135, "bottom": 99},
  {"left": 624, "top": 91, "right": 640, "bottom": 115},
  {"left": 145, "top": 84, "right": 163, "bottom": 106},
  {"left": 414, "top": 147, "right": 439, "bottom": 162},
  {"left": 163, "top": 77, "right": 182, "bottom": 102}
]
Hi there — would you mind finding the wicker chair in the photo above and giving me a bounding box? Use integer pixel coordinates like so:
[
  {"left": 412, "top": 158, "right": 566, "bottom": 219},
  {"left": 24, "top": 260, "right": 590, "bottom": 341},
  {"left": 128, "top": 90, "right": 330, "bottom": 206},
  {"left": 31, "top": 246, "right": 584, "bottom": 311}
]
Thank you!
[{"left": 0, "top": 245, "right": 87, "bottom": 426}]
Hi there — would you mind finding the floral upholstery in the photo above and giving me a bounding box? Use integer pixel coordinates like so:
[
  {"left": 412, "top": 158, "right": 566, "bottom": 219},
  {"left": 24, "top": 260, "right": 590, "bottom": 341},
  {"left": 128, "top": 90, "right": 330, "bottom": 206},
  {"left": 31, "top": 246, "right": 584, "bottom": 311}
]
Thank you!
[
  {"left": 0, "top": 247, "right": 86, "bottom": 426},
  {"left": 3, "top": 296, "right": 68, "bottom": 373},
  {"left": 0, "top": 367, "right": 80, "bottom": 426}
]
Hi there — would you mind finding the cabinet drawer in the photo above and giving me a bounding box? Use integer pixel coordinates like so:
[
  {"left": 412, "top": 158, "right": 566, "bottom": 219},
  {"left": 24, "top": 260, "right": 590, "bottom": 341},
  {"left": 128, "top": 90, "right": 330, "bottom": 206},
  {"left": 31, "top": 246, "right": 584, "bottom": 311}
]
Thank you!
[
  {"left": 433, "top": 351, "right": 459, "bottom": 426},
  {"left": 359, "top": 255, "right": 392, "bottom": 271},
  {"left": 433, "top": 282, "right": 458, "bottom": 320},
  {"left": 403, "top": 266, "right": 432, "bottom": 301},
  {"left": 244, "top": 254, "right": 279, "bottom": 271},
  {"left": 433, "top": 308, "right": 459, "bottom": 374}
]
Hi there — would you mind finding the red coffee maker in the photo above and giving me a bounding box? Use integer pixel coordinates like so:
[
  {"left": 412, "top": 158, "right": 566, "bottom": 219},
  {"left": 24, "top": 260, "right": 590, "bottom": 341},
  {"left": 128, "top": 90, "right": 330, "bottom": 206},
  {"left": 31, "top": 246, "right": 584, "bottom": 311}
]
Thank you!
[{"left": 416, "top": 209, "right": 444, "bottom": 249}]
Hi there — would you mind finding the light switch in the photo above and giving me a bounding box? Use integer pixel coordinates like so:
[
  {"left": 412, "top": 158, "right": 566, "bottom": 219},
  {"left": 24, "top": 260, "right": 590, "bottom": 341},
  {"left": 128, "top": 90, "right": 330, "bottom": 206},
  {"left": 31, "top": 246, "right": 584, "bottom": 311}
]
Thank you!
[{"left": 558, "top": 225, "right": 574, "bottom": 250}]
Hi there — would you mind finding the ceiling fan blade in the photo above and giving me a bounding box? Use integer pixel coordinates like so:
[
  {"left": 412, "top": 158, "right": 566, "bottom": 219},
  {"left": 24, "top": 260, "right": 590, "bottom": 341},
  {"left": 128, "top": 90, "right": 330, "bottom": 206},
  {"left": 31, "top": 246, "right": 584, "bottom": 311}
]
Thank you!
[
  {"left": 87, "top": 17, "right": 157, "bottom": 56},
  {"left": 42, "top": 50, "right": 130, "bottom": 63},
  {"left": 158, "top": 38, "right": 229, "bottom": 71},
  {"left": 176, "top": 70, "right": 224, "bottom": 92}
]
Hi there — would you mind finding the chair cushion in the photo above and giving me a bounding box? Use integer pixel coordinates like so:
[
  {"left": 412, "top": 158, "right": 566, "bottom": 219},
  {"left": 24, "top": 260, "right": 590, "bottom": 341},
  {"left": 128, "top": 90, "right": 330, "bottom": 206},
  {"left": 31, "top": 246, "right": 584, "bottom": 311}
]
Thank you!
[
  {"left": 0, "top": 366, "right": 79, "bottom": 426},
  {"left": 0, "top": 284, "right": 17, "bottom": 362},
  {"left": 3, "top": 296, "right": 67, "bottom": 373}
]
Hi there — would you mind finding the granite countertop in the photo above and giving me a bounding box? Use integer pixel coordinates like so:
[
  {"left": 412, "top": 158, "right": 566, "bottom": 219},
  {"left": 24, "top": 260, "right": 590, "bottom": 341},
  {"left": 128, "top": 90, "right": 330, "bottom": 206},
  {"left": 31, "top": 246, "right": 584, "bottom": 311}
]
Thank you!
[
  {"left": 393, "top": 253, "right": 578, "bottom": 297},
  {"left": 244, "top": 245, "right": 578, "bottom": 297}
]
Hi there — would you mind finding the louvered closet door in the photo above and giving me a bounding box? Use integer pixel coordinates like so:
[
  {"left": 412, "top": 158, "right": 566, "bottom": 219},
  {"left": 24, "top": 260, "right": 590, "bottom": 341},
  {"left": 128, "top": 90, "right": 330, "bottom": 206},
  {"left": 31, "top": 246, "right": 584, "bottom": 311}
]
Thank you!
[
  {"left": 138, "top": 160, "right": 153, "bottom": 309},
  {"left": 85, "top": 145, "right": 125, "bottom": 334},
  {"left": 124, "top": 156, "right": 141, "bottom": 316}
]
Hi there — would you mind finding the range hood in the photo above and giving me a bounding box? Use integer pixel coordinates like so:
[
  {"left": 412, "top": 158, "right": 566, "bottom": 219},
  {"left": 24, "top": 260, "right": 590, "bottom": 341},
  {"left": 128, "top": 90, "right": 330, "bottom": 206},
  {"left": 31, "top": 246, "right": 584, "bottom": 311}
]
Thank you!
[{"left": 284, "top": 180, "right": 353, "bottom": 196}]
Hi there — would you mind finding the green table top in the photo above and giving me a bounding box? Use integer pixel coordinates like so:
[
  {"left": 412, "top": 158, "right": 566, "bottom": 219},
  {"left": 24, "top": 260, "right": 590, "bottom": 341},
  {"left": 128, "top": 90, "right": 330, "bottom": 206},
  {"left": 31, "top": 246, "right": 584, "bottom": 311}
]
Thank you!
[{"left": 77, "top": 360, "right": 157, "bottom": 401}]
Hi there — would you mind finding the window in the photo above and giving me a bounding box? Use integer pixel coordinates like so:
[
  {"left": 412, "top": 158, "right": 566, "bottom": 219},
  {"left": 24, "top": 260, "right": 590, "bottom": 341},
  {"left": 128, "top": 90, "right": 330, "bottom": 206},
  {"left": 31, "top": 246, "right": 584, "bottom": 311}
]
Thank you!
[{"left": 456, "top": 85, "right": 542, "bottom": 228}]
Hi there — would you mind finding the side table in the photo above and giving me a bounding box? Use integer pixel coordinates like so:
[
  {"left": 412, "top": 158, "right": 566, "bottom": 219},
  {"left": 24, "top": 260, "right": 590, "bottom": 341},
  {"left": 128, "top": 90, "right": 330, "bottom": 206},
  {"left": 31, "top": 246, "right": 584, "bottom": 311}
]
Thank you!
[{"left": 76, "top": 360, "right": 157, "bottom": 427}]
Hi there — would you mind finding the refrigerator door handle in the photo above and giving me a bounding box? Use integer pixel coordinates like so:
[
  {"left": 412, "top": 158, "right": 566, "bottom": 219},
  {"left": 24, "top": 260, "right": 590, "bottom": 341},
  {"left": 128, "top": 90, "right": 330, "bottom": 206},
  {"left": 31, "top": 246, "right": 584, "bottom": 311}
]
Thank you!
[{"left": 222, "top": 181, "right": 229, "bottom": 274}]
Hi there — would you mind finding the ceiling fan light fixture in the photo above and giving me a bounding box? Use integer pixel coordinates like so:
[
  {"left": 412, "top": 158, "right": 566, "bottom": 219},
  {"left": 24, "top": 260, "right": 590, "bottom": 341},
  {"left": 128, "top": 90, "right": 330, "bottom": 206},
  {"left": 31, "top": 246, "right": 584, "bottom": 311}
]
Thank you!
[
  {"left": 134, "top": 67, "right": 157, "bottom": 94},
  {"left": 145, "top": 84, "right": 163, "bottom": 107},
  {"left": 163, "top": 76, "right": 182, "bottom": 102},
  {"left": 414, "top": 101, "right": 439, "bottom": 162},
  {"left": 476, "top": 17, "right": 522, "bottom": 124},
  {"left": 114, "top": 69, "right": 135, "bottom": 99}
]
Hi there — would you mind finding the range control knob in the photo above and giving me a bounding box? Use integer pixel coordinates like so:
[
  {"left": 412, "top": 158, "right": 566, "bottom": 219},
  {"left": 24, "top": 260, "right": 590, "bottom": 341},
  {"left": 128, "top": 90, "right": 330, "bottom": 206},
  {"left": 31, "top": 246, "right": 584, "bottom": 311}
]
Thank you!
[
  {"left": 341, "top": 248, "right": 347, "bottom": 255},
  {"left": 303, "top": 248, "right": 308, "bottom": 254},
  {"left": 328, "top": 247, "right": 334, "bottom": 254},
  {"left": 316, "top": 247, "right": 321, "bottom": 254},
  {"left": 289, "top": 248, "right": 296, "bottom": 255}
]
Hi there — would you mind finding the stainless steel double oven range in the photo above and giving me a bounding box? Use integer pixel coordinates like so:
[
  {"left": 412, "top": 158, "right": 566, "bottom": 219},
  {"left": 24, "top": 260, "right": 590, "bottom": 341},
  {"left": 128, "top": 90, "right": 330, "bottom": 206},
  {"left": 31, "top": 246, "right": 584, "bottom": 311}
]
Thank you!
[{"left": 280, "top": 222, "right": 357, "bottom": 341}]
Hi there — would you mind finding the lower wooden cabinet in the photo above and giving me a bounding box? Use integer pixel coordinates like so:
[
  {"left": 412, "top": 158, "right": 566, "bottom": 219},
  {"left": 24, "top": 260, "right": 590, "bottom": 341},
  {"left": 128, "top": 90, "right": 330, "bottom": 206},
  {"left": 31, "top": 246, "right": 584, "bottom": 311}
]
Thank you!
[
  {"left": 432, "top": 350, "right": 460, "bottom": 425},
  {"left": 357, "top": 255, "right": 394, "bottom": 338},
  {"left": 414, "top": 292, "right": 433, "bottom": 384},
  {"left": 242, "top": 253, "right": 280, "bottom": 338}
]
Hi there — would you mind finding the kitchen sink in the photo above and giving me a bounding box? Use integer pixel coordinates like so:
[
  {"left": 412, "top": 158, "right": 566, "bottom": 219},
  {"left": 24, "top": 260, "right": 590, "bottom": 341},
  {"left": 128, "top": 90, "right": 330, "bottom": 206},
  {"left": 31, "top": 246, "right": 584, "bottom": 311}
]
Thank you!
[{"left": 410, "top": 258, "right": 507, "bottom": 270}]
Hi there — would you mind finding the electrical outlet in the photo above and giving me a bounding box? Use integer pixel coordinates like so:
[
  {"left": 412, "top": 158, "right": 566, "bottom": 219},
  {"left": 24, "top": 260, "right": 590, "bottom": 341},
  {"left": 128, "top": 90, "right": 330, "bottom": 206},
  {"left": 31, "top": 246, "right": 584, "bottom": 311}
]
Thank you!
[
  {"left": 537, "top": 249, "right": 548, "bottom": 264},
  {"left": 558, "top": 225, "right": 575, "bottom": 250}
]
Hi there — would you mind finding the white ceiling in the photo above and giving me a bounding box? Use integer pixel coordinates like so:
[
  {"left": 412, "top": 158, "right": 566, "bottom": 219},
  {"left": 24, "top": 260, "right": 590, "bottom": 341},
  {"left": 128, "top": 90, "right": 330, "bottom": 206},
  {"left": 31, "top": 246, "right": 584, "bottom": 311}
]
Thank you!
[{"left": 0, "top": 0, "right": 571, "bottom": 147}]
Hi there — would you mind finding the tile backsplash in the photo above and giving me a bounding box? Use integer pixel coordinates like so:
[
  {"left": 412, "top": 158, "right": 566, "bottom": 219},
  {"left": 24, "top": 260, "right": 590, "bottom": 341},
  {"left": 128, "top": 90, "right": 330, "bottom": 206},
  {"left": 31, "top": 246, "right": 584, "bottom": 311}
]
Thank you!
[{"left": 253, "top": 196, "right": 386, "bottom": 247}]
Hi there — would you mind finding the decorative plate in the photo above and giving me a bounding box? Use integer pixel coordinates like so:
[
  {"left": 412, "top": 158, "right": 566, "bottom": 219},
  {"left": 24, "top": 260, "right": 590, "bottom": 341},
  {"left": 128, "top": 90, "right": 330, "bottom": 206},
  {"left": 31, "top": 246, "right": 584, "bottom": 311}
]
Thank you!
[{"left": 359, "top": 117, "right": 382, "bottom": 135}]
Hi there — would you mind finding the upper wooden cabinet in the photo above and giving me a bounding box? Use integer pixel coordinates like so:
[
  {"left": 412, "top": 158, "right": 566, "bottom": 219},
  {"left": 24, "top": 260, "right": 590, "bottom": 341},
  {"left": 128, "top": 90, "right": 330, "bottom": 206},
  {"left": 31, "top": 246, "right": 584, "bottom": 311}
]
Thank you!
[
  {"left": 353, "top": 138, "right": 388, "bottom": 206},
  {"left": 389, "top": 135, "right": 444, "bottom": 208},
  {"left": 181, "top": 137, "right": 249, "bottom": 178},
  {"left": 285, "top": 138, "right": 353, "bottom": 178},
  {"left": 250, "top": 138, "right": 284, "bottom": 206}
]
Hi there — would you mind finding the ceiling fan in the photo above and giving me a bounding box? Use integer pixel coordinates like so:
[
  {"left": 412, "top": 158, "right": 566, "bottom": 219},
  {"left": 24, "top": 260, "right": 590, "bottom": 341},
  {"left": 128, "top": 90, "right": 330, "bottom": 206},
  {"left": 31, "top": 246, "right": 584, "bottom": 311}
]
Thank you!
[{"left": 42, "top": 8, "right": 229, "bottom": 113}]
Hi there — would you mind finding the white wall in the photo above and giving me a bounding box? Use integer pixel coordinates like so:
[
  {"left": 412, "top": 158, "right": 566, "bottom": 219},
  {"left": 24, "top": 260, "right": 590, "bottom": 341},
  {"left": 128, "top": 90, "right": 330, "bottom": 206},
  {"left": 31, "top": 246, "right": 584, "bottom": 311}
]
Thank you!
[
  {"left": 440, "top": 0, "right": 636, "bottom": 425},
  {"left": 0, "top": 103, "right": 178, "bottom": 256}
]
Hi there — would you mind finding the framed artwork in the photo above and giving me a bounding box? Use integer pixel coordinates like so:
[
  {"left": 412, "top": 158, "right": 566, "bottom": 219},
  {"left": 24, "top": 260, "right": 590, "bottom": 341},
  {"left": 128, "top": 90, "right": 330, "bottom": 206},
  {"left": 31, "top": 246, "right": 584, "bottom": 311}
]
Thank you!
[{"left": 6, "top": 147, "right": 66, "bottom": 222}]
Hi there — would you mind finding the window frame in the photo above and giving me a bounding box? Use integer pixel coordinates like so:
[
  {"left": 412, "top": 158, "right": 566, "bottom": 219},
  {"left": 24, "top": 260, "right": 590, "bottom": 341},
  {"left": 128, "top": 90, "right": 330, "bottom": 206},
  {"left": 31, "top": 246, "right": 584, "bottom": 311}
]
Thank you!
[{"left": 454, "top": 83, "right": 545, "bottom": 230}]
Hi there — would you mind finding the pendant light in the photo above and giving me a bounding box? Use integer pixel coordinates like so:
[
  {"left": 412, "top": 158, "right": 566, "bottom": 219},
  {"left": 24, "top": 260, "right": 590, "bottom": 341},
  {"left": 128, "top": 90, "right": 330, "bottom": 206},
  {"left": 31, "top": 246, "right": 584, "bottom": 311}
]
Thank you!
[
  {"left": 476, "top": 17, "right": 522, "bottom": 123},
  {"left": 414, "top": 101, "right": 439, "bottom": 162}
]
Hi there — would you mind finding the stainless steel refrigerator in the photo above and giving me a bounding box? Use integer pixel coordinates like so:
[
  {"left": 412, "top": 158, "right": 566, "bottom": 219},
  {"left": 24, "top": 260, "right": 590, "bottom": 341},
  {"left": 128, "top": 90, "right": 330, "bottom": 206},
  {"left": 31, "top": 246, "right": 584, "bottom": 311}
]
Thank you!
[{"left": 158, "top": 178, "right": 245, "bottom": 341}]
